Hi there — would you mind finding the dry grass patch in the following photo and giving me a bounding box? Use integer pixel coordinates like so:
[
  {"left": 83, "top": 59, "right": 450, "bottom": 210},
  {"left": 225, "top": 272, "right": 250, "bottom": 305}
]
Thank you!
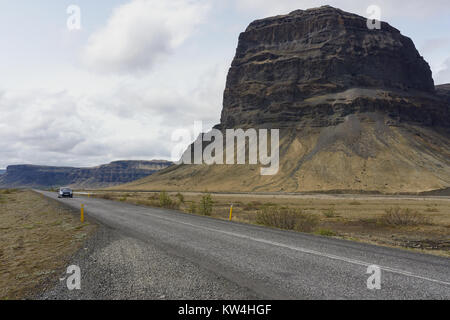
[
  {"left": 0, "top": 190, "right": 96, "bottom": 300},
  {"left": 379, "top": 207, "right": 432, "bottom": 227},
  {"left": 322, "top": 207, "right": 337, "bottom": 218},
  {"left": 96, "top": 193, "right": 115, "bottom": 200},
  {"left": 256, "top": 206, "right": 319, "bottom": 232}
]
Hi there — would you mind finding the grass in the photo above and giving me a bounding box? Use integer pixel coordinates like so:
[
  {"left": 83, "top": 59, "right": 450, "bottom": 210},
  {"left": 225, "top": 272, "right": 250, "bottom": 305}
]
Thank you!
[
  {"left": 0, "top": 189, "right": 18, "bottom": 195},
  {"left": 315, "top": 229, "right": 337, "bottom": 237},
  {"left": 159, "top": 191, "right": 179, "bottom": 209},
  {"left": 379, "top": 207, "right": 432, "bottom": 226},
  {"left": 256, "top": 206, "right": 318, "bottom": 232},
  {"left": 322, "top": 207, "right": 337, "bottom": 218},
  {"left": 175, "top": 192, "right": 185, "bottom": 204},
  {"left": 188, "top": 202, "right": 197, "bottom": 214},
  {"left": 0, "top": 189, "right": 96, "bottom": 299},
  {"left": 96, "top": 193, "right": 114, "bottom": 200},
  {"left": 243, "top": 201, "right": 263, "bottom": 211}
]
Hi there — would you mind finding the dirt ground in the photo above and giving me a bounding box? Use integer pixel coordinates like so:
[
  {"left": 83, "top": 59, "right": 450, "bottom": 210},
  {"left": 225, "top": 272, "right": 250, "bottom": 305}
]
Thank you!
[
  {"left": 0, "top": 189, "right": 96, "bottom": 300},
  {"left": 91, "top": 191, "right": 450, "bottom": 257}
]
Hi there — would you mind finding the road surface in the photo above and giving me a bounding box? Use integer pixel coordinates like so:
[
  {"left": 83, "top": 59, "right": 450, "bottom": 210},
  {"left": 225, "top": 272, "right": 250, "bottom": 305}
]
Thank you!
[{"left": 37, "top": 190, "right": 450, "bottom": 300}]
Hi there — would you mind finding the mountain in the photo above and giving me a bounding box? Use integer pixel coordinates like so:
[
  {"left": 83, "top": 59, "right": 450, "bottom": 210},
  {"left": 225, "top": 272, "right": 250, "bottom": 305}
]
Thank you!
[
  {"left": 116, "top": 6, "right": 449, "bottom": 194},
  {"left": 0, "top": 160, "right": 173, "bottom": 189}
]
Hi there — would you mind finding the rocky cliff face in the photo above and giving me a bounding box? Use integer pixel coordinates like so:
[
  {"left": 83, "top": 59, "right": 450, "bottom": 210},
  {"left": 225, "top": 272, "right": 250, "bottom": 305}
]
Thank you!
[
  {"left": 220, "top": 6, "right": 447, "bottom": 129},
  {"left": 436, "top": 84, "right": 450, "bottom": 103},
  {"left": 120, "top": 6, "right": 449, "bottom": 194},
  {"left": 0, "top": 160, "right": 173, "bottom": 189}
]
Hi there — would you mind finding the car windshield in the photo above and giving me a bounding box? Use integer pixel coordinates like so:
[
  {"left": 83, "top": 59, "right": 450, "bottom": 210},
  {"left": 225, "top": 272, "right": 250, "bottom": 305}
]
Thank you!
[{"left": 61, "top": 188, "right": 71, "bottom": 192}]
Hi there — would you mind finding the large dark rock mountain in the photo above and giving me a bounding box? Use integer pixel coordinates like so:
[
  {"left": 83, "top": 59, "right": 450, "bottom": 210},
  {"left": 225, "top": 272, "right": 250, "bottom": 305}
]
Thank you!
[
  {"left": 117, "top": 6, "right": 449, "bottom": 194},
  {"left": 219, "top": 5, "right": 447, "bottom": 129},
  {"left": 0, "top": 160, "right": 173, "bottom": 189}
]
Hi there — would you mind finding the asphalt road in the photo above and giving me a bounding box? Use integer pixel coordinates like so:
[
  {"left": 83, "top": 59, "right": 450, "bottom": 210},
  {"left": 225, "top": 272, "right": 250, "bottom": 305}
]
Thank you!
[{"left": 37, "top": 191, "right": 450, "bottom": 300}]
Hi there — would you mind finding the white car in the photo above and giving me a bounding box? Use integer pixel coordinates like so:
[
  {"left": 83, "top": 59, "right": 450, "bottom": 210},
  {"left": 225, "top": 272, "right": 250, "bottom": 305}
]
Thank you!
[{"left": 58, "top": 187, "right": 73, "bottom": 198}]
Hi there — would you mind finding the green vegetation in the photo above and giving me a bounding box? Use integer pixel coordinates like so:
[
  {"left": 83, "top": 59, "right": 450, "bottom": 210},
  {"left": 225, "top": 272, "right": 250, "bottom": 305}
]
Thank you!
[
  {"left": 315, "top": 229, "right": 337, "bottom": 237},
  {"left": 322, "top": 207, "right": 337, "bottom": 218},
  {"left": 159, "top": 191, "right": 179, "bottom": 209},
  {"left": 188, "top": 202, "right": 197, "bottom": 214},
  {"left": 175, "top": 192, "right": 185, "bottom": 204},
  {"left": 199, "top": 193, "right": 213, "bottom": 216}
]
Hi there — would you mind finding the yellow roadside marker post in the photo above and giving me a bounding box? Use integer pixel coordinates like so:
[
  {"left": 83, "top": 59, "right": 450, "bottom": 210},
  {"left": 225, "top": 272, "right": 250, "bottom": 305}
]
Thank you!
[
  {"left": 81, "top": 204, "right": 85, "bottom": 223},
  {"left": 229, "top": 204, "right": 233, "bottom": 221}
]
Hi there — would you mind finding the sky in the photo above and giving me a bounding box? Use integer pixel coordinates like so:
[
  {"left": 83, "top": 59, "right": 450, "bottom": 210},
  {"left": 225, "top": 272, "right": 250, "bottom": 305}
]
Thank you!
[{"left": 0, "top": 0, "right": 449, "bottom": 169}]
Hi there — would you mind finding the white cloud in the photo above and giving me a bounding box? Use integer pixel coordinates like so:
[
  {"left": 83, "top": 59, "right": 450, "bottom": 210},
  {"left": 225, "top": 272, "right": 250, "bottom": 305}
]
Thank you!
[
  {"left": 0, "top": 62, "right": 226, "bottom": 168},
  {"left": 82, "top": 0, "right": 210, "bottom": 74},
  {"left": 2, "top": 0, "right": 449, "bottom": 170},
  {"left": 419, "top": 38, "right": 450, "bottom": 84},
  {"left": 234, "top": 0, "right": 450, "bottom": 20},
  {"left": 435, "top": 58, "right": 450, "bottom": 85}
]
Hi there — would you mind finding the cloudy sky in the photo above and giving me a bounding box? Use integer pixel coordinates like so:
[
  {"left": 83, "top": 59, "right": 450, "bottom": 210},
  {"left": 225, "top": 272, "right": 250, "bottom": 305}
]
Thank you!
[{"left": 1, "top": 0, "right": 449, "bottom": 169}]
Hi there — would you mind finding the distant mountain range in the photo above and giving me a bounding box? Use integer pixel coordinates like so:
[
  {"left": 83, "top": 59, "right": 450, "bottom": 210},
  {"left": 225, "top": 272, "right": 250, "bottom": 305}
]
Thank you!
[{"left": 0, "top": 160, "right": 173, "bottom": 189}]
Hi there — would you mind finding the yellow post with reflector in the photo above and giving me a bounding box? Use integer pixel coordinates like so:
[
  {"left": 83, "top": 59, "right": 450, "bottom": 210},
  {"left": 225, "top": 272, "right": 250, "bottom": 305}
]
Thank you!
[
  {"left": 229, "top": 204, "right": 233, "bottom": 221},
  {"left": 80, "top": 204, "right": 85, "bottom": 223}
]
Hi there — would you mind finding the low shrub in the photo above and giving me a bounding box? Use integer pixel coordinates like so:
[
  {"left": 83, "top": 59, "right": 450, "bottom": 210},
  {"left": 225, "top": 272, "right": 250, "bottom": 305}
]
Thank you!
[
  {"left": 148, "top": 194, "right": 159, "bottom": 201},
  {"left": 199, "top": 194, "right": 213, "bottom": 216},
  {"left": 322, "top": 207, "right": 337, "bottom": 218},
  {"left": 243, "top": 201, "right": 263, "bottom": 211},
  {"left": 97, "top": 193, "right": 114, "bottom": 200},
  {"left": 175, "top": 193, "right": 185, "bottom": 204},
  {"left": 159, "top": 191, "right": 179, "bottom": 209},
  {"left": 380, "top": 207, "right": 431, "bottom": 226},
  {"left": 188, "top": 202, "right": 197, "bottom": 214},
  {"left": 256, "top": 207, "right": 318, "bottom": 232}
]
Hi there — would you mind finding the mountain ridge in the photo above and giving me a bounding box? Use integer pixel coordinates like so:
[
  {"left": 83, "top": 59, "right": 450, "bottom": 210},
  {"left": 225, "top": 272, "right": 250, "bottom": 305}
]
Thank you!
[{"left": 0, "top": 160, "right": 173, "bottom": 189}]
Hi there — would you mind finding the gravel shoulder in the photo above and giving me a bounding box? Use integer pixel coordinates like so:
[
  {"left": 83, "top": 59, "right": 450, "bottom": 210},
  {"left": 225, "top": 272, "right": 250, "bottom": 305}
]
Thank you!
[{"left": 39, "top": 221, "right": 258, "bottom": 300}]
